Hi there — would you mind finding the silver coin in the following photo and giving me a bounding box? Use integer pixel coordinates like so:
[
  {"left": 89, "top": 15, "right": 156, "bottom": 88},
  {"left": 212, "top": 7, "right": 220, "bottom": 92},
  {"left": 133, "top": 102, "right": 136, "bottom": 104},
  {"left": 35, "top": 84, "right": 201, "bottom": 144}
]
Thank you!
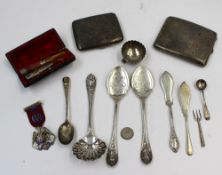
[{"left": 121, "top": 127, "right": 134, "bottom": 140}]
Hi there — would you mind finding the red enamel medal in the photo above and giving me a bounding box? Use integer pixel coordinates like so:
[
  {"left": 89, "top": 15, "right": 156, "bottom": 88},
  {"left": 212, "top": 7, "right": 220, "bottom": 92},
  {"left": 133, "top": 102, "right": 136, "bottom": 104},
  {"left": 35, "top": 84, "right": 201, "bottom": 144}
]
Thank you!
[
  {"left": 24, "top": 101, "right": 45, "bottom": 127},
  {"left": 24, "top": 101, "right": 56, "bottom": 150}
]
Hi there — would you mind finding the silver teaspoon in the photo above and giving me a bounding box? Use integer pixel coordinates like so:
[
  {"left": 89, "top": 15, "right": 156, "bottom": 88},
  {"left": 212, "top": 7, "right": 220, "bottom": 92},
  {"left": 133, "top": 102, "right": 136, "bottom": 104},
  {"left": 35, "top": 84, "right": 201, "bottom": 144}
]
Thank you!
[
  {"left": 131, "top": 66, "right": 154, "bottom": 164},
  {"left": 160, "top": 71, "right": 179, "bottom": 152},
  {"left": 196, "top": 79, "right": 210, "bottom": 120},
  {"left": 58, "top": 77, "right": 74, "bottom": 145},
  {"left": 106, "top": 66, "right": 129, "bottom": 166},
  {"left": 73, "top": 74, "right": 106, "bottom": 160},
  {"left": 179, "top": 82, "right": 193, "bottom": 156}
]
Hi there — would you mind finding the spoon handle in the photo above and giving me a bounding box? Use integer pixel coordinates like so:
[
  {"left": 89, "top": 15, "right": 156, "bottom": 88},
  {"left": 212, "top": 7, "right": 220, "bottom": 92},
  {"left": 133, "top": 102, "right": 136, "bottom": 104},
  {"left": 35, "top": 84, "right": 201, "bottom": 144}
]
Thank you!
[
  {"left": 140, "top": 100, "right": 152, "bottom": 164},
  {"left": 63, "top": 77, "right": 70, "bottom": 121},
  {"left": 106, "top": 103, "right": 119, "bottom": 166},
  {"left": 86, "top": 74, "right": 96, "bottom": 132},
  {"left": 185, "top": 117, "right": 193, "bottom": 156},
  {"left": 168, "top": 106, "right": 180, "bottom": 152},
  {"left": 202, "top": 91, "right": 210, "bottom": 120}
]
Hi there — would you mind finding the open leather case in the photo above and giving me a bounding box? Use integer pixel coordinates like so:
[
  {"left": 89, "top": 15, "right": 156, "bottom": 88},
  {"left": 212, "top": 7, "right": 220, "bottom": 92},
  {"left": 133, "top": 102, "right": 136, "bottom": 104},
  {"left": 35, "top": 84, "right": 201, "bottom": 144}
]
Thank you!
[{"left": 6, "top": 28, "right": 76, "bottom": 87}]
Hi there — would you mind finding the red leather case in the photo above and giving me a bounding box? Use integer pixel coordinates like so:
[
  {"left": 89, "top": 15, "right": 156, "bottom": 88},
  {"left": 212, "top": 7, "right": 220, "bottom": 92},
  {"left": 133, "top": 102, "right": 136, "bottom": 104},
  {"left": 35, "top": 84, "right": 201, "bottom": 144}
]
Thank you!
[{"left": 6, "top": 29, "right": 76, "bottom": 87}]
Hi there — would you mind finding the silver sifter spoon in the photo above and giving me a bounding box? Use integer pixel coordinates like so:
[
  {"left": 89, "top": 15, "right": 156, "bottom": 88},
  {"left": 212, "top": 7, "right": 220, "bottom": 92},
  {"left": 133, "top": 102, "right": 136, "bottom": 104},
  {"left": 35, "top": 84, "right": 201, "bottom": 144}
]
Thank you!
[{"left": 73, "top": 74, "right": 106, "bottom": 160}]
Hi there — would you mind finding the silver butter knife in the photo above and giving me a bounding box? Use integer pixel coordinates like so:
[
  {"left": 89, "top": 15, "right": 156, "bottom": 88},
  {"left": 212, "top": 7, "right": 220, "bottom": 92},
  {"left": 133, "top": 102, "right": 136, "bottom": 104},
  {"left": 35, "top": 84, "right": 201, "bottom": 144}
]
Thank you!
[
  {"left": 179, "top": 82, "right": 193, "bottom": 156},
  {"left": 160, "top": 71, "right": 179, "bottom": 153}
]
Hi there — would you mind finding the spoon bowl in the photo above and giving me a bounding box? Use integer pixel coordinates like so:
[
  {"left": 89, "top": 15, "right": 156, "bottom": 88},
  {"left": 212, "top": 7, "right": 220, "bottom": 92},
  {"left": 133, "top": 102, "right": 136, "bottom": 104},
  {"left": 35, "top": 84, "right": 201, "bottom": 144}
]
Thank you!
[
  {"left": 131, "top": 66, "right": 154, "bottom": 99},
  {"left": 107, "top": 66, "right": 130, "bottom": 101},
  {"left": 73, "top": 135, "right": 106, "bottom": 160},
  {"left": 58, "top": 120, "right": 74, "bottom": 145},
  {"left": 196, "top": 79, "right": 207, "bottom": 91}
]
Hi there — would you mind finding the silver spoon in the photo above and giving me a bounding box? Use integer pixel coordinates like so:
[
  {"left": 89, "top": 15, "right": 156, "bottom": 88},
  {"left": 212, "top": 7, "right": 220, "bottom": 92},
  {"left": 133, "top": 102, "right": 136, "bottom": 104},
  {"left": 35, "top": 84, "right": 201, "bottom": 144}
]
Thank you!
[
  {"left": 58, "top": 77, "right": 74, "bottom": 145},
  {"left": 179, "top": 82, "right": 193, "bottom": 156},
  {"left": 73, "top": 74, "right": 106, "bottom": 160},
  {"left": 196, "top": 79, "right": 210, "bottom": 120},
  {"left": 131, "top": 66, "right": 154, "bottom": 164},
  {"left": 160, "top": 71, "right": 179, "bottom": 152},
  {"left": 106, "top": 66, "right": 130, "bottom": 166}
]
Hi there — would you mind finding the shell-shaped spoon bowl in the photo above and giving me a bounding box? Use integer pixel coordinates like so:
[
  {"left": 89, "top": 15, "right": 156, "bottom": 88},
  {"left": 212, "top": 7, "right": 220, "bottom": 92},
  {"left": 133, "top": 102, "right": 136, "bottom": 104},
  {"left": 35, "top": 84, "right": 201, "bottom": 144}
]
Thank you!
[{"left": 73, "top": 135, "right": 106, "bottom": 160}]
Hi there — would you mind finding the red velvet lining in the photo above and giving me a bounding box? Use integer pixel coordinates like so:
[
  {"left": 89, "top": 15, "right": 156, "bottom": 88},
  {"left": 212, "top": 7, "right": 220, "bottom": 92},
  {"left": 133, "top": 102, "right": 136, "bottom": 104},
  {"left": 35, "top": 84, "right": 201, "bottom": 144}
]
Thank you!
[{"left": 6, "top": 28, "right": 75, "bottom": 87}]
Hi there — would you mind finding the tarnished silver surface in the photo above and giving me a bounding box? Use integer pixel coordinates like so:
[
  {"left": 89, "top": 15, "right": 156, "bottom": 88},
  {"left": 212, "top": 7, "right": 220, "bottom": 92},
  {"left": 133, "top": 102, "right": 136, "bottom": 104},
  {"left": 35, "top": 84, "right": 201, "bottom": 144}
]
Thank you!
[
  {"left": 73, "top": 135, "right": 106, "bottom": 160},
  {"left": 196, "top": 79, "right": 210, "bottom": 120},
  {"left": 179, "top": 82, "right": 193, "bottom": 156},
  {"left": 21, "top": 51, "right": 66, "bottom": 79},
  {"left": 193, "top": 110, "right": 205, "bottom": 147},
  {"left": 73, "top": 74, "right": 106, "bottom": 160},
  {"left": 160, "top": 71, "right": 173, "bottom": 105},
  {"left": 121, "top": 127, "right": 134, "bottom": 140},
  {"left": 154, "top": 17, "right": 217, "bottom": 66},
  {"left": 179, "top": 82, "right": 191, "bottom": 115},
  {"left": 25, "top": 62, "right": 54, "bottom": 80},
  {"left": 32, "top": 127, "right": 56, "bottom": 150},
  {"left": 107, "top": 66, "right": 129, "bottom": 100},
  {"left": 106, "top": 66, "right": 129, "bottom": 166},
  {"left": 58, "top": 77, "right": 74, "bottom": 145},
  {"left": 131, "top": 66, "right": 154, "bottom": 99},
  {"left": 160, "top": 71, "right": 179, "bottom": 153},
  {"left": 131, "top": 66, "right": 154, "bottom": 164},
  {"left": 121, "top": 41, "right": 146, "bottom": 64}
]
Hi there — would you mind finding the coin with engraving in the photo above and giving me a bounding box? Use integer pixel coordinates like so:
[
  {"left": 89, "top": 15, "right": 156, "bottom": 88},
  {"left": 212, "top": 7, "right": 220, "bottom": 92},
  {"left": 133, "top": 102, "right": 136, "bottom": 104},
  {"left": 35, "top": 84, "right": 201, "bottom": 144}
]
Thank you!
[{"left": 121, "top": 127, "right": 134, "bottom": 140}]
